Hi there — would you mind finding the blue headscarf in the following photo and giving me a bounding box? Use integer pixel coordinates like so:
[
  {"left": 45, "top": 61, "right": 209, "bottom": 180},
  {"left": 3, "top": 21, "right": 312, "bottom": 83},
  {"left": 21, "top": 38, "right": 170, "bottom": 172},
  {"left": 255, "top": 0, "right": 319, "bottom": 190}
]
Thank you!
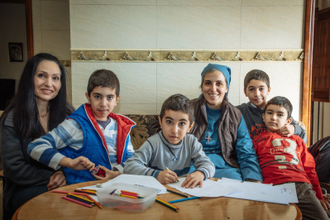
[{"left": 201, "top": 64, "right": 231, "bottom": 91}]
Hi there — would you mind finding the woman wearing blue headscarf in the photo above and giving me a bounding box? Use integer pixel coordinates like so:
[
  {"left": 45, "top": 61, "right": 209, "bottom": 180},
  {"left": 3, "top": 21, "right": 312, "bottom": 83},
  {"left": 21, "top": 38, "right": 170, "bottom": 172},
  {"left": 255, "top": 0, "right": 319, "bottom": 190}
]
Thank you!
[{"left": 189, "top": 63, "right": 262, "bottom": 182}]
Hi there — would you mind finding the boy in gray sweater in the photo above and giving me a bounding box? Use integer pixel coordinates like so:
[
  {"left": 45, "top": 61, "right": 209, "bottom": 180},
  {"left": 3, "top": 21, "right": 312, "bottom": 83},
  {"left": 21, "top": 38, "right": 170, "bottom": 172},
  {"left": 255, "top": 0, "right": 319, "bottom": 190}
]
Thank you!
[{"left": 124, "top": 94, "right": 215, "bottom": 188}]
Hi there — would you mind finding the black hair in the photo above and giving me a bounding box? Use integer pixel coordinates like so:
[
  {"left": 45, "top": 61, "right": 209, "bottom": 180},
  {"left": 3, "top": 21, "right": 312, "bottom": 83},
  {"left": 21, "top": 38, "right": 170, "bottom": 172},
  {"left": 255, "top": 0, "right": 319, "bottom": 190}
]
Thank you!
[
  {"left": 244, "top": 69, "right": 270, "bottom": 91},
  {"left": 87, "top": 69, "right": 119, "bottom": 97},
  {"left": 264, "top": 96, "right": 292, "bottom": 119},
  {"left": 159, "top": 94, "right": 194, "bottom": 124},
  {"left": 0, "top": 53, "right": 73, "bottom": 139}
]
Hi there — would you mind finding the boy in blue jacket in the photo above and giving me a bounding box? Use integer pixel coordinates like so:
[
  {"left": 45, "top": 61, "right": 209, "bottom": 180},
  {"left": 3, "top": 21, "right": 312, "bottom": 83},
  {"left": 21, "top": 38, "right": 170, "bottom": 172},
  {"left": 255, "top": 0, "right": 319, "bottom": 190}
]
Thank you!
[{"left": 28, "top": 69, "right": 135, "bottom": 184}]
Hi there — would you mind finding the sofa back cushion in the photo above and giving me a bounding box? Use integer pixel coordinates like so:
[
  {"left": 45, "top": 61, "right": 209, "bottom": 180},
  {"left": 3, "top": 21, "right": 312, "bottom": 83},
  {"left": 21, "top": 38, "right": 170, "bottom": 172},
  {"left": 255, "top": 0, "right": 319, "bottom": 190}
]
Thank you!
[{"left": 124, "top": 115, "right": 161, "bottom": 150}]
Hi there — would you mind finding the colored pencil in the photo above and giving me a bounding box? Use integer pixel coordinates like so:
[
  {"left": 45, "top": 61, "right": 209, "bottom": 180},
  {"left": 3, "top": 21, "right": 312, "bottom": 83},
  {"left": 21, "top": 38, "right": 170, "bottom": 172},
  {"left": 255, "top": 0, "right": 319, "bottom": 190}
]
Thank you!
[
  {"left": 120, "top": 190, "right": 139, "bottom": 196},
  {"left": 66, "top": 195, "right": 94, "bottom": 206},
  {"left": 109, "top": 188, "right": 117, "bottom": 195},
  {"left": 166, "top": 189, "right": 188, "bottom": 198},
  {"left": 85, "top": 194, "right": 102, "bottom": 209},
  {"left": 156, "top": 198, "right": 179, "bottom": 212},
  {"left": 120, "top": 194, "right": 138, "bottom": 199},
  {"left": 166, "top": 167, "right": 179, "bottom": 183},
  {"left": 156, "top": 197, "right": 180, "bottom": 210},
  {"left": 67, "top": 193, "right": 94, "bottom": 203},
  {"left": 120, "top": 191, "right": 139, "bottom": 197},
  {"left": 81, "top": 189, "right": 97, "bottom": 192},
  {"left": 52, "top": 190, "right": 87, "bottom": 196},
  {"left": 62, "top": 196, "right": 92, "bottom": 208},
  {"left": 74, "top": 189, "right": 97, "bottom": 195},
  {"left": 168, "top": 197, "right": 200, "bottom": 204}
]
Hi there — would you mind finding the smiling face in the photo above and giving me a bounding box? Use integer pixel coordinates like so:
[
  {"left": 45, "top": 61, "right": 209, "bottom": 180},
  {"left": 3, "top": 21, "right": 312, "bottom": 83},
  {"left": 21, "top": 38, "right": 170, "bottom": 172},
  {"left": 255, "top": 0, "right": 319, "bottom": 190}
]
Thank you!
[
  {"left": 201, "top": 70, "right": 228, "bottom": 110},
  {"left": 244, "top": 79, "right": 271, "bottom": 109},
  {"left": 262, "top": 104, "right": 292, "bottom": 132},
  {"left": 34, "top": 60, "right": 62, "bottom": 104},
  {"left": 159, "top": 109, "right": 194, "bottom": 145},
  {"left": 85, "top": 86, "right": 120, "bottom": 121}
]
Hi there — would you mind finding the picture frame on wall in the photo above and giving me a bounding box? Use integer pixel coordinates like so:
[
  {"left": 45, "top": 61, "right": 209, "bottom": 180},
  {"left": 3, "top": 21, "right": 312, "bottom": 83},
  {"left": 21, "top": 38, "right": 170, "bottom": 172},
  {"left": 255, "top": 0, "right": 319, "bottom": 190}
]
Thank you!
[{"left": 8, "top": 42, "right": 23, "bottom": 62}]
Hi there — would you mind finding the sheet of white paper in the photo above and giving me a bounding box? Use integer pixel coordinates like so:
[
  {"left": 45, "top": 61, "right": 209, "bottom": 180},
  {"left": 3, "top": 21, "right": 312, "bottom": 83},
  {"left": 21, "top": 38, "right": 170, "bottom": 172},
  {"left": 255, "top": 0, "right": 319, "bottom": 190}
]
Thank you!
[
  {"left": 218, "top": 178, "right": 298, "bottom": 205},
  {"left": 167, "top": 179, "right": 239, "bottom": 197},
  {"left": 80, "top": 174, "right": 167, "bottom": 194}
]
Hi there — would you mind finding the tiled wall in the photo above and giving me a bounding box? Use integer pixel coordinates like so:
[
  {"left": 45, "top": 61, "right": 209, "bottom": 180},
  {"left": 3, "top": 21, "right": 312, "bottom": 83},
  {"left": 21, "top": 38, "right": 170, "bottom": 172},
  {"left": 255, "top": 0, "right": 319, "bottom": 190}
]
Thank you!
[
  {"left": 70, "top": 0, "right": 305, "bottom": 120},
  {"left": 32, "top": 0, "right": 72, "bottom": 103}
]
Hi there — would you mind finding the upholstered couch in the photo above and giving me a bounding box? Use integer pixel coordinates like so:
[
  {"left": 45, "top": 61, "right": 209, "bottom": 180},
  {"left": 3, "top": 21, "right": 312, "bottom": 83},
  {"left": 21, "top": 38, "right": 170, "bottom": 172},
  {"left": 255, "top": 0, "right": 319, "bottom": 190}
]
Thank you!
[{"left": 124, "top": 114, "right": 161, "bottom": 151}]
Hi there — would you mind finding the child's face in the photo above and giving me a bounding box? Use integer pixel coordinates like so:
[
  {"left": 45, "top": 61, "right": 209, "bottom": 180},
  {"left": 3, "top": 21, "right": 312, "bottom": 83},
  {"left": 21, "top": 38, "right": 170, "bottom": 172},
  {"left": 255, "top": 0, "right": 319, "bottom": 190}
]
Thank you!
[
  {"left": 244, "top": 79, "right": 271, "bottom": 109},
  {"left": 201, "top": 70, "right": 228, "bottom": 110},
  {"left": 262, "top": 104, "right": 292, "bottom": 132},
  {"left": 159, "top": 109, "right": 194, "bottom": 145},
  {"left": 85, "top": 86, "right": 119, "bottom": 121}
]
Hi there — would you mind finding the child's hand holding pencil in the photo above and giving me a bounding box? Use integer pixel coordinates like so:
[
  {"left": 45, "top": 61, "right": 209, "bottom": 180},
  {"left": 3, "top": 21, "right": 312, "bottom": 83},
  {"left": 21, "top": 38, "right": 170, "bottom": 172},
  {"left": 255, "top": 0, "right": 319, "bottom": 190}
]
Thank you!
[{"left": 156, "top": 167, "right": 179, "bottom": 184}]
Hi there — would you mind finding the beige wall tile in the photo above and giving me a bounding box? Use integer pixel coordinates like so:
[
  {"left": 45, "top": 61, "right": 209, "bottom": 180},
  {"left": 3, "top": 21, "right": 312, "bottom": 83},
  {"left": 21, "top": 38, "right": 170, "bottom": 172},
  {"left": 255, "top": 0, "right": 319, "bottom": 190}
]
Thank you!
[
  {"left": 40, "top": 0, "right": 70, "bottom": 31},
  {"left": 70, "top": 5, "right": 157, "bottom": 49},
  {"left": 157, "top": 0, "right": 241, "bottom": 6},
  {"left": 41, "top": 30, "right": 71, "bottom": 59},
  {"left": 114, "top": 103, "right": 157, "bottom": 114},
  {"left": 32, "top": 0, "right": 41, "bottom": 30},
  {"left": 70, "top": 0, "right": 156, "bottom": 5},
  {"left": 243, "top": 0, "right": 305, "bottom": 6},
  {"left": 241, "top": 6, "right": 304, "bottom": 49},
  {"left": 157, "top": 6, "right": 241, "bottom": 49}
]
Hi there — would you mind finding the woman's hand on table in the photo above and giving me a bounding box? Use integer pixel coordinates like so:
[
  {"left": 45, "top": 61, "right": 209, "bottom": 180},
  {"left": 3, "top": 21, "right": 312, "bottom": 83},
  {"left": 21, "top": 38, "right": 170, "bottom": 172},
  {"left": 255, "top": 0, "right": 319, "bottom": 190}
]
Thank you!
[
  {"left": 157, "top": 169, "right": 179, "bottom": 184},
  {"left": 181, "top": 171, "right": 205, "bottom": 189},
  {"left": 47, "top": 171, "right": 66, "bottom": 190}
]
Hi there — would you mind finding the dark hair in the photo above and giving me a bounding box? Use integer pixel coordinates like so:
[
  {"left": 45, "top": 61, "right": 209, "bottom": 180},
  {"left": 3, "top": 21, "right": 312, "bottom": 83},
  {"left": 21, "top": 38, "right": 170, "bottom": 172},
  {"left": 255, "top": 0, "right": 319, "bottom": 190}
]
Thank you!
[
  {"left": 244, "top": 69, "right": 270, "bottom": 91},
  {"left": 87, "top": 69, "right": 120, "bottom": 97},
  {"left": 0, "top": 53, "right": 73, "bottom": 139},
  {"left": 265, "top": 96, "right": 292, "bottom": 119},
  {"left": 160, "top": 94, "right": 194, "bottom": 124},
  {"left": 200, "top": 68, "right": 228, "bottom": 89}
]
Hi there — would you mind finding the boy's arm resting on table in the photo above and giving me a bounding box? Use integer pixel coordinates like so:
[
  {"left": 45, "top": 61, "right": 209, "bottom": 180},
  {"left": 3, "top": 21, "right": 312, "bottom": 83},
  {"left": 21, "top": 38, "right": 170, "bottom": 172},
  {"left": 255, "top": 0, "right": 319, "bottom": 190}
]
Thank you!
[
  {"left": 236, "top": 115, "right": 263, "bottom": 182},
  {"left": 0, "top": 123, "right": 56, "bottom": 186},
  {"left": 28, "top": 119, "right": 84, "bottom": 170},
  {"left": 123, "top": 141, "right": 159, "bottom": 177}
]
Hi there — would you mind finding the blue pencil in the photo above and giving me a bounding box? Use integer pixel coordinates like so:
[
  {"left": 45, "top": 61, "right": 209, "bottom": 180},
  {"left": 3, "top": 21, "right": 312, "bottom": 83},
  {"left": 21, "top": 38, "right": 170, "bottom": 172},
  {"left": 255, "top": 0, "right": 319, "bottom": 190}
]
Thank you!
[{"left": 168, "top": 197, "right": 200, "bottom": 203}]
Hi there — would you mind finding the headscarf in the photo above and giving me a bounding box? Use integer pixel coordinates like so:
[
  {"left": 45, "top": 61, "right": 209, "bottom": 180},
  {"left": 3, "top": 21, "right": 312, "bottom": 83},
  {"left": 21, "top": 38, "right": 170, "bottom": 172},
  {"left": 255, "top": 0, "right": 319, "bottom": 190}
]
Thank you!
[{"left": 201, "top": 63, "right": 231, "bottom": 95}]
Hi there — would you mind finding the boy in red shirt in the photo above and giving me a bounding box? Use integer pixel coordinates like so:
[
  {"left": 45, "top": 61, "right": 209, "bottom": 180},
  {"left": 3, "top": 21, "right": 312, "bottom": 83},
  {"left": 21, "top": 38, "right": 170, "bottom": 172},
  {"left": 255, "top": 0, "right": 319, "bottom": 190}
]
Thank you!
[{"left": 253, "top": 96, "right": 329, "bottom": 220}]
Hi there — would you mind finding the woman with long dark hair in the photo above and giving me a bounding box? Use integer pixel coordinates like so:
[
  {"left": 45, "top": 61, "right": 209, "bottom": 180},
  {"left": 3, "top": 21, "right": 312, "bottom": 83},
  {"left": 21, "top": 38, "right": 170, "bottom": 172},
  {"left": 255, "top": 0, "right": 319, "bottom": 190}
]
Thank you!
[{"left": 0, "top": 53, "right": 74, "bottom": 219}]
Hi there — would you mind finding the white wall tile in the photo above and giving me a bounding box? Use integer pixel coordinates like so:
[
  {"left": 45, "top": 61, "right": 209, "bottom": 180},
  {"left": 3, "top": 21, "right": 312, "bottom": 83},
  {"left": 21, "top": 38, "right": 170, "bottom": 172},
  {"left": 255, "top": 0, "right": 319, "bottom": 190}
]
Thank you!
[
  {"left": 157, "top": 0, "right": 241, "bottom": 6},
  {"left": 239, "top": 62, "right": 303, "bottom": 120},
  {"left": 41, "top": 30, "right": 71, "bottom": 59},
  {"left": 70, "top": 5, "right": 157, "bottom": 49},
  {"left": 71, "top": 62, "right": 157, "bottom": 109},
  {"left": 241, "top": 6, "right": 304, "bottom": 49},
  {"left": 243, "top": 0, "right": 304, "bottom": 6},
  {"left": 40, "top": 0, "right": 70, "bottom": 31},
  {"left": 157, "top": 6, "right": 241, "bottom": 49},
  {"left": 70, "top": 0, "right": 156, "bottom": 5},
  {"left": 114, "top": 103, "right": 157, "bottom": 114}
]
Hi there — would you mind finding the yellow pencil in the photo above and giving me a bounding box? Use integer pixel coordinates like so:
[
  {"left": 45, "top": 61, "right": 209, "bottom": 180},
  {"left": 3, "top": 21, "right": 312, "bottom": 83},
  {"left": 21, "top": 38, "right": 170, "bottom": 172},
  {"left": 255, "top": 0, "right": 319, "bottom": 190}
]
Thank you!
[{"left": 67, "top": 193, "right": 94, "bottom": 203}]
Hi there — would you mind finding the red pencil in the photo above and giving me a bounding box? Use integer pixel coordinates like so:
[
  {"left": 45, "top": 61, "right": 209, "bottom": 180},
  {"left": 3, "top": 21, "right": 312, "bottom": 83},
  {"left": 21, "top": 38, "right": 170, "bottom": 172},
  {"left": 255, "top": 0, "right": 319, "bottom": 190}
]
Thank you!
[
  {"left": 52, "top": 190, "right": 87, "bottom": 196},
  {"left": 62, "top": 196, "right": 92, "bottom": 208}
]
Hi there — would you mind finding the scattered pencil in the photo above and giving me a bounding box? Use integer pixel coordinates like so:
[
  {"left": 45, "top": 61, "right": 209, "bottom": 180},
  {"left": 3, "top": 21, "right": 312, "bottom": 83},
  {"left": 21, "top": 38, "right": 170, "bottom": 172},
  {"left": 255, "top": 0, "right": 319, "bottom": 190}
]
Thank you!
[
  {"left": 74, "top": 189, "right": 97, "bottom": 195},
  {"left": 167, "top": 189, "right": 188, "bottom": 198},
  {"left": 86, "top": 194, "right": 102, "bottom": 209},
  {"left": 168, "top": 197, "right": 200, "bottom": 204},
  {"left": 156, "top": 197, "right": 180, "bottom": 210},
  {"left": 62, "top": 196, "right": 92, "bottom": 208},
  {"left": 52, "top": 190, "right": 87, "bottom": 196},
  {"left": 68, "top": 193, "right": 94, "bottom": 203},
  {"left": 156, "top": 198, "right": 179, "bottom": 212}
]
